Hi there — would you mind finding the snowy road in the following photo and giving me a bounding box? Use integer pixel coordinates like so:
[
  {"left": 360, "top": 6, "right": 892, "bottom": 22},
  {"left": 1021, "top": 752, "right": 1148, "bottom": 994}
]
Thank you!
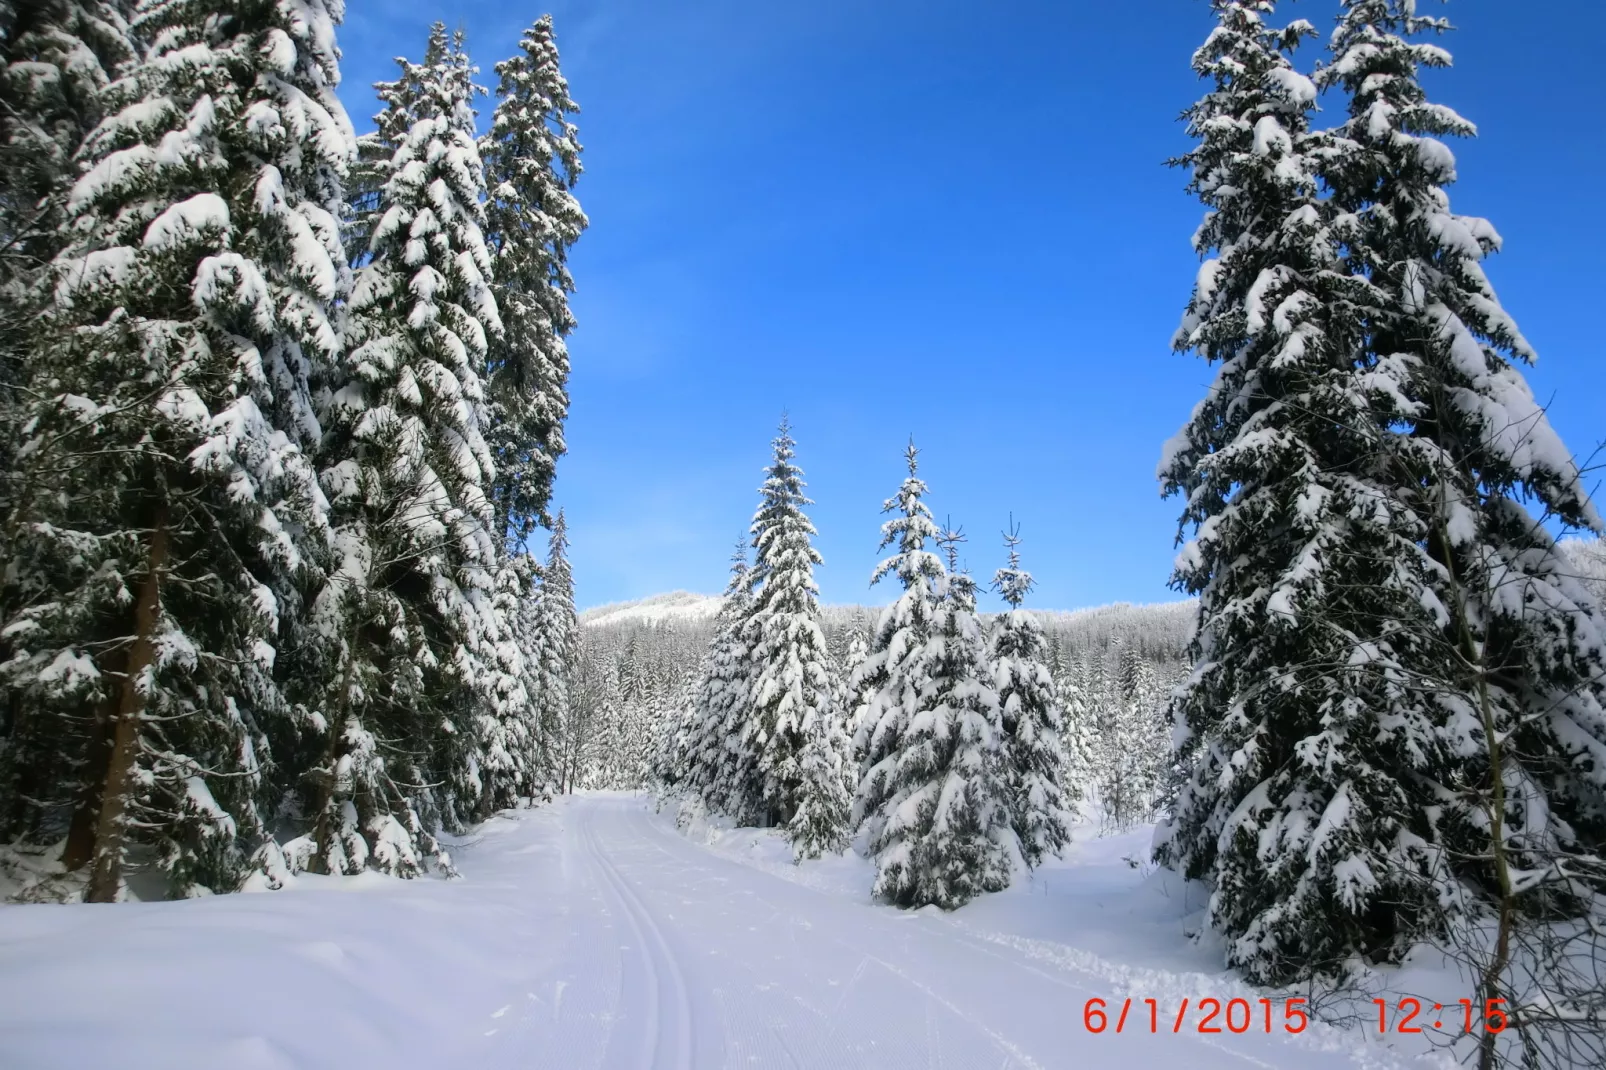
[{"left": 0, "top": 795, "right": 1428, "bottom": 1070}]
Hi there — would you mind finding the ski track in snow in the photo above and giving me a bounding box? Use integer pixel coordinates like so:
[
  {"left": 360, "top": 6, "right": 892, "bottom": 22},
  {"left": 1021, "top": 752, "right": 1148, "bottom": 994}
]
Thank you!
[
  {"left": 0, "top": 794, "right": 1447, "bottom": 1070},
  {"left": 579, "top": 802, "right": 696, "bottom": 1069}
]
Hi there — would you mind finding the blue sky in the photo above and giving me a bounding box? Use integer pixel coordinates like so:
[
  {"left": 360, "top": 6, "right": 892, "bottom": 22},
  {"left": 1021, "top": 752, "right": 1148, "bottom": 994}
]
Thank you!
[{"left": 337, "top": 0, "right": 1605, "bottom": 612}]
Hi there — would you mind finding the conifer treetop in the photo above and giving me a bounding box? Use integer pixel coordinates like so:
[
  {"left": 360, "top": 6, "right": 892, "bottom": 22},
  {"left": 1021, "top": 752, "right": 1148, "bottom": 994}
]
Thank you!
[
  {"left": 545, "top": 508, "right": 572, "bottom": 593},
  {"left": 721, "top": 534, "right": 752, "bottom": 601},
  {"left": 991, "top": 517, "right": 1034, "bottom": 610},
  {"left": 936, "top": 518, "right": 967, "bottom": 576},
  {"left": 749, "top": 413, "right": 823, "bottom": 614},
  {"left": 871, "top": 439, "right": 944, "bottom": 593},
  {"left": 491, "top": 15, "right": 583, "bottom": 192},
  {"left": 1165, "top": 0, "right": 1318, "bottom": 365},
  {"left": 347, "top": 19, "right": 501, "bottom": 543},
  {"left": 1318, "top": 0, "right": 1600, "bottom": 531}
]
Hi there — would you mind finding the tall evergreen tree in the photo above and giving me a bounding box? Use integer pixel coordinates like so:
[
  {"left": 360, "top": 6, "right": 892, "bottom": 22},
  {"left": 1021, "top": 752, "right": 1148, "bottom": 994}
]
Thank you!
[
  {"left": 1316, "top": 0, "right": 1606, "bottom": 960},
  {"left": 786, "top": 710, "right": 852, "bottom": 859},
  {"left": 1160, "top": 0, "right": 1606, "bottom": 985},
  {"left": 305, "top": 23, "right": 499, "bottom": 876},
  {"left": 989, "top": 522, "right": 1074, "bottom": 868},
  {"left": 1155, "top": 0, "right": 1467, "bottom": 979},
  {"left": 557, "top": 620, "right": 609, "bottom": 796},
  {"left": 740, "top": 418, "right": 849, "bottom": 852},
  {"left": 650, "top": 669, "right": 700, "bottom": 799},
  {"left": 742, "top": 423, "right": 831, "bottom": 809},
  {"left": 852, "top": 443, "right": 943, "bottom": 842},
  {"left": 0, "top": 0, "right": 136, "bottom": 851},
  {"left": 3, "top": 0, "right": 353, "bottom": 900},
  {"left": 1153, "top": 0, "right": 1429, "bottom": 979},
  {"left": 1156, "top": 0, "right": 1368, "bottom": 963},
  {"left": 855, "top": 445, "right": 1015, "bottom": 908},
  {"left": 481, "top": 15, "right": 586, "bottom": 543}
]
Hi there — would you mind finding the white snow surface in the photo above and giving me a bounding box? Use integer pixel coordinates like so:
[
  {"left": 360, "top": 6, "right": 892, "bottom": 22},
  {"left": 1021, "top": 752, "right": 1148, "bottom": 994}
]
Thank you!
[{"left": 0, "top": 794, "right": 1461, "bottom": 1069}]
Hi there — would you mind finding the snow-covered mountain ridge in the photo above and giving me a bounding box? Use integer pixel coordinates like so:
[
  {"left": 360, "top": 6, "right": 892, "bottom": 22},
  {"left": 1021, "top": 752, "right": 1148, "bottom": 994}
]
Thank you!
[
  {"left": 580, "top": 589, "right": 1198, "bottom": 630},
  {"left": 581, "top": 536, "right": 1606, "bottom": 633},
  {"left": 578, "top": 590, "right": 726, "bottom": 627}
]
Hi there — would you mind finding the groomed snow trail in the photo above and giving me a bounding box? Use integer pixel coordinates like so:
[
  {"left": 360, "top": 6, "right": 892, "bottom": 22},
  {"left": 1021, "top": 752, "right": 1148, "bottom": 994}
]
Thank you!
[
  {"left": 0, "top": 795, "right": 1434, "bottom": 1070},
  {"left": 504, "top": 796, "right": 1421, "bottom": 1070}
]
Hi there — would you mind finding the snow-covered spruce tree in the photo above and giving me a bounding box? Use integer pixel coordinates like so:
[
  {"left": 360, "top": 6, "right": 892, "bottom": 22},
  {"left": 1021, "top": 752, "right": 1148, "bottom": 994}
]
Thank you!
[
  {"left": 1161, "top": 0, "right": 1606, "bottom": 986},
  {"left": 786, "top": 707, "right": 853, "bottom": 858},
  {"left": 304, "top": 23, "right": 500, "bottom": 876},
  {"left": 0, "top": 0, "right": 136, "bottom": 849},
  {"left": 478, "top": 548, "right": 537, "bottom": 812},
  {"left": 338, "top": 22, "right": 424, "bottom": 270},
  {"left": 558, "top": 630, "right": 608, "bottom": 794},
  {"left": 1042, "top": 633, "right": 1065, "bottom": 682},
  {"left": 1154, "top": 0, "right": 1453, "bottom": 980},
  {"left": 2, "top": 0, "right": 353, "bottom": 900},
  {"left": 988, "top": 522, "right": 1074, "bottom": 868},
  {"left": 649, "top": 669, "right": 699, "bottom": 799},
  {"left": 1099, "top": 641, "right": 1168, "bottom": 832},
  {"left": 688, "top": 539, "right": 758, "bottom": 819},
  {"left": 852, "top": 444, "right": 942, "bottom": 849},
  {"left": 611, "top": 641, "right": 664, "bottom": 788},
  {"left": 912, "top": 522, "right": 1019, "bottom": 903},
  {"left": 842, "top": 621, "right": 870, "bottom": 680},
  {"left": 481, "top": 15, "right": 586, "bottom": 543},
  {"left": 1316, "top": 0, "right": 1606, "bottom": 997},
  {"left": 576, "top": 650, "right": 623, "bottom": 789},
  {"left": 854, "top": 446, "right": 1015, "bottom": 907},
  {"left": 1053, "top": 642, "right": 1096, "bottom": 824},
  {"left": 839, "top": 625, "right": 871, "bottom": 765},
  {"left": 738, "top": 418, "right": 849, "bottom": 854},
  {"left": 532, "top": 508, "right": 577, "bottom": 795},
  {"left": 1031, "top": 627, "right": 1095, "bottom": 823}
]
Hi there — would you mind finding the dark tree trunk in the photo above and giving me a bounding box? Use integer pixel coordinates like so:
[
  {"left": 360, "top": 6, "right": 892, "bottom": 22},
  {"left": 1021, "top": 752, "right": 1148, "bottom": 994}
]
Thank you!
[
  {"left": 84, "top": 510, "right": 168, "bottom": 903},
  {"left": 60, "top": 680, "right": 119, "bottom": 871}
]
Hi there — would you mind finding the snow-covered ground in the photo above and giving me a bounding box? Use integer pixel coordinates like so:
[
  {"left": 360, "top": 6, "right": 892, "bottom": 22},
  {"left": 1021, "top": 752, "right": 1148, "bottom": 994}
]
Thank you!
[{"left": 0, "top": 794, "right": 1462, "bottom": 1069}]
